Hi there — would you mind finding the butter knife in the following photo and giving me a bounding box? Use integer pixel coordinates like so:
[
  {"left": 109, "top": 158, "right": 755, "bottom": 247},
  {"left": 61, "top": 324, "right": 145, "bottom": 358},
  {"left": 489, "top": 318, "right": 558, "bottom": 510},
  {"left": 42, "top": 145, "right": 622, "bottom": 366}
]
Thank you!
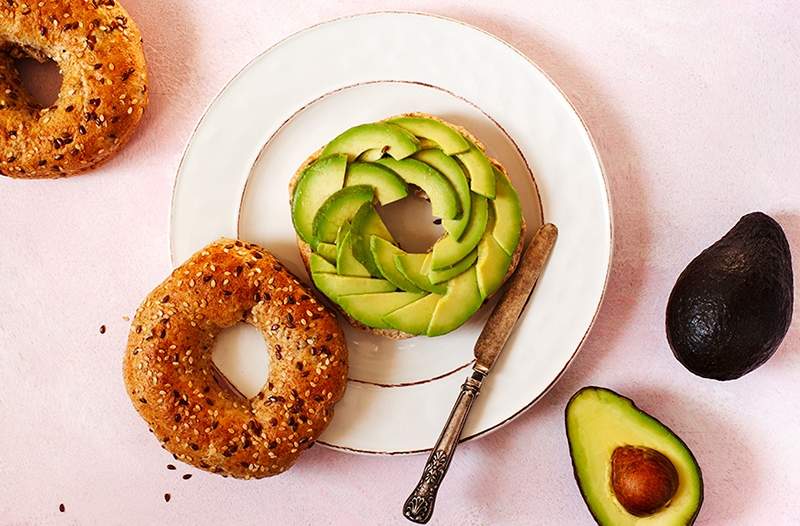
[{"left": 402, "top": 223, "right": 558, "bottom": 524}]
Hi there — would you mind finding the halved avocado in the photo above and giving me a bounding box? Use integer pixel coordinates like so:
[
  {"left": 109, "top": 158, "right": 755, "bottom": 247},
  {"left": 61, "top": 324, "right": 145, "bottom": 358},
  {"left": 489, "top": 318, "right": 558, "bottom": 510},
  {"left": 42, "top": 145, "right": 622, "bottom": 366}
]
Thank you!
[
  {"left": 370, "top": 236, "right": 424, "bottom": 293},
  {"left": 566, "top": 387, "right": 703, "bottom": 526},
  {"left": 427, "top": 248, "right": 478, "bottom": 285},
  {"left": 315, "top": 242, "right": 338, "bottom": 263},
  {"left": 335, "top": 223, "right": 370, "bottom": 277},
  {"left": 310, "top": 253, "right": 337, "bottom": 274},
  {"left": 387, "top": 116, "right": 470, "bottom": 155},
  {"left": 383, "top": 293, "right": 442, "bottom": 335},
  {"left": 375, "top": 158, "right": 460, "bottom": 220},
  {"left": 456, "top": 142, "right": 495, "bottom": 198},
  {"left": 431, "top": 194, "right": 488, "bottom": 270},
  {"left": 291, "top": 154, "right": 348, "bottom": 244},
  {"left": 338, "top": 291, "right": 426, "bottom": 329},
  {"left": 349, "top": 202, "right": 394, "bottom": 276},
  {"left": 321, "top": 123, "right": 419, "bottom": 160},
  {"left": 394, "top": 252, "right": 447, "bottom": 295},
  {"left": 344, "top": 162, "right": 408, "bottom": 205},
  {"left": 427, "top": 267, "right": 483, "bottom": 336},
  {"left": 312, "top": 273, "right": 395, "bottom": 301},
  {"left": 413, "top": 148, "right": 472, "bottom": 239},
  {"left": 475, "top": 232, "right": 512, "bottom": 299},
  {"left": 491, "top": 168, "right": 522, "bottom": 256},
  {"left": 311, "top": 185, "right": 374, "bottom": 244}
]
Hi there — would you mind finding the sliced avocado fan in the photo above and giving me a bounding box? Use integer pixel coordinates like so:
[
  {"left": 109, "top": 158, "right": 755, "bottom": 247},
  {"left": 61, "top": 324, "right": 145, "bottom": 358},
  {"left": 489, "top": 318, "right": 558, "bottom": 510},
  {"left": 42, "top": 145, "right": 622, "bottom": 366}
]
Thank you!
[{"left": 293, "top": 115, "right": 524, "bottom": 336}]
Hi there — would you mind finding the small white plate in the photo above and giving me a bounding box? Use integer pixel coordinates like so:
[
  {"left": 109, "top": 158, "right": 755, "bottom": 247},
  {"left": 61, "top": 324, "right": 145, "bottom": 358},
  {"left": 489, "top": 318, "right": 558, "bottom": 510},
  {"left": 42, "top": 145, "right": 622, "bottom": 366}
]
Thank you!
[{"left": 171, "top": 12, "right": 611, "bottom": 454}]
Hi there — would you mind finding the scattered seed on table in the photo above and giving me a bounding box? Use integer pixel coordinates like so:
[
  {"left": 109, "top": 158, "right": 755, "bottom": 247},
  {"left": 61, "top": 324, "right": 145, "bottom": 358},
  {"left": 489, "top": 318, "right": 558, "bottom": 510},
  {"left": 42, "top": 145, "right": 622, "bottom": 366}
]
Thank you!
[
  {"left": 164, "top": 493, "right": 171, "bottom": 502},
  {"left": 122, "top": 315, "right": 130, "bottom": 321},
  {"left": 99, "top": 325, "right": 106, "bottom": 334},
  {"left": 59, "top": 503, "right": 65, "bottom": 512},
  {"left": 182, "top": 474, "right": 192, "bottom": 480},
  {"left": 167, "top": 464, "right": 176, "bottom": 470}
]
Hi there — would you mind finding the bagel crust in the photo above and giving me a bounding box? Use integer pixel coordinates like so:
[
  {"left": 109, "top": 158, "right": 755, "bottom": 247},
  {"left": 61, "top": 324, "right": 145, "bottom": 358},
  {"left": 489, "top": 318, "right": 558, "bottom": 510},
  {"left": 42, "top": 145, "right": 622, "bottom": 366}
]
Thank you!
[
  {"left": 124, "top": 239, "right": 348, "bottom": 479},
  {"left": 0, "top": 0, "right": 148, "bottom": 178}
]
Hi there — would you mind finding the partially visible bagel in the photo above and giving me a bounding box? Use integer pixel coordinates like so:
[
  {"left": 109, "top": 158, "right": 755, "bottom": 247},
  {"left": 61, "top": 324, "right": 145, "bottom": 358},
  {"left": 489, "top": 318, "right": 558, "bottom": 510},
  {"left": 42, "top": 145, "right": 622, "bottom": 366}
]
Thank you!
[
  {"left": 0, "top": 0, "right": 148, "bottom": 178},
  {"left": 289, "top": 113, "right": 527, "bottom": 339},
  {"left": 124, "top": 239, "right": 348, "bottom": 479}
]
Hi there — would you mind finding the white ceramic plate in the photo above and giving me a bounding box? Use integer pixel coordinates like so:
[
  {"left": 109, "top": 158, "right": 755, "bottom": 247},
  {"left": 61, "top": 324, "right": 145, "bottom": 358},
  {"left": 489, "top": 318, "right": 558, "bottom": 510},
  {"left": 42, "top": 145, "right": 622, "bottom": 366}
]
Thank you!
[{"left": 171, "top": 12, "right": 611, "bottom": 454}]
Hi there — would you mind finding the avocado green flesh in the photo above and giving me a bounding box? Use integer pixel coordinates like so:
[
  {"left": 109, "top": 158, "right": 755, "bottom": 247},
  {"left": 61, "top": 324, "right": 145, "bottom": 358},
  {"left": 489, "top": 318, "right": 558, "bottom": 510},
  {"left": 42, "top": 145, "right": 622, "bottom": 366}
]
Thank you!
[
  {"left": 395, "top": 253, "right": 447, "bottom": 295},
  {"left": 349, "top": 202, "right": 394, "bottom": 276},
  {"left": 476, "top": 234, "right": 512, "bottom": 299},
  {"left": 566, "top": 387, "right": 703, "bottom": 526},
  {"left": 387, "top": 116, "right": 470, "bottom": 155},
  {"left": 321, "top": 123, "right": 419, "bottom": 160},
  {"left": 315, "top": 242, "right": 337, "bottom": 263},
  {"left": 345, "top": 162, "right": 408, "bottom": 205},
  {"left": 336, "top": 223, "right": 371, "bottom": 277},
  {"left": 310, "top": 253, "right": 337, "bottom": 273},
  {"left": 428, "top": 248, "right": 478, "bottom": 284},
  {"left": 311, "top": 185, "right": 374, "bottom": 244},
  {"left": 375, "top": 158, "right": 460, "bottom": 220},
  {"left": 383, "top": 293, "right": 442, "bottom": 335},
  {"left": 427, "top": 268, "right": 483, "bottom": 336},
  {"left": 338, "top": 292, "right": 425, "bottom": 329},
  {"left": 291, "top": 154, "right": 348, "bottom": 244},
  {"left": 491, "top": 168, "right": 522, "bottom": 256},
  {"left": 370, "top": 237, "right": 424, "bottom": 293},
  {"left": 358, "top": 148, "right": 385, "bottom": 162},
  {"left": 413, "top": 148, "right": 472, "bottom": 239},
  {"left": 312, "top": 273, "right": 396, "bottom": 301},
  {"left": 456, "top": 143, "right": 495, "bottom": 199},
  {"left": 431, "top": 194, "right": 488, "bottom": 270}
]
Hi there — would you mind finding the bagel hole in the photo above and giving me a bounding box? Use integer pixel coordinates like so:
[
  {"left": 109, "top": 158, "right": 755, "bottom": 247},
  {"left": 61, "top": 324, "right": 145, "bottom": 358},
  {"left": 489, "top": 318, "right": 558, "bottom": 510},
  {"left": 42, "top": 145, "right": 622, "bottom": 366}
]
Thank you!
[
  {"left": 211, "top": 324, "right": 270, "bottom": 400},
  {"left": 378, "top": 190, "right": 444, "bottom": 253},
  {"left": 17, "top": 55, "right": 62, "bottom": 108}
]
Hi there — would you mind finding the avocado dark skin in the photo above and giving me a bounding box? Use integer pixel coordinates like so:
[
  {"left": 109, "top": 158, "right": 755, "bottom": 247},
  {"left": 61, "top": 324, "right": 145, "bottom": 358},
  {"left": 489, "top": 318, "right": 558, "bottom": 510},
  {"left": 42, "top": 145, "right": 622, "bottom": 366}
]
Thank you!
[{"left": 666, "top": 212, "right": 793, "bottom": 380}]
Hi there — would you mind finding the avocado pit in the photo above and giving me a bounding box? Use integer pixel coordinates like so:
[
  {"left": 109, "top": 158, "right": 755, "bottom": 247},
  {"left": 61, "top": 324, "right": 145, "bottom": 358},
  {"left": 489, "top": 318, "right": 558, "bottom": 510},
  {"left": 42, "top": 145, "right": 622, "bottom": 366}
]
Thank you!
[{"left": 611, "top": 445, "right": 679, "bottom": 517}]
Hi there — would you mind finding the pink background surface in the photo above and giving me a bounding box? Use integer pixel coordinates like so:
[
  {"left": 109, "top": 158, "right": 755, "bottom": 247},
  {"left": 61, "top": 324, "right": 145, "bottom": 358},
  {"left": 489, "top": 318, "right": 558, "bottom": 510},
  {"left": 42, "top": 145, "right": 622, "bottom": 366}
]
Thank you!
[{"left": 1, "top": 2, "right": 798, "bottom": 524}]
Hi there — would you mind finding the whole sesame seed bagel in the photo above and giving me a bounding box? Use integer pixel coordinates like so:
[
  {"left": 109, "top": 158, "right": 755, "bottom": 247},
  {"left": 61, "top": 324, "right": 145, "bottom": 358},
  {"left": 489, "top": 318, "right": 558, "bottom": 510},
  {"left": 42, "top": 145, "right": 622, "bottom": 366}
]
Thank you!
[
  {"left": 123, "top": 239, "right": 348, "bottom": 479},
  {"left": 0, "top": 0, "right": 148, "bottom": 178}
]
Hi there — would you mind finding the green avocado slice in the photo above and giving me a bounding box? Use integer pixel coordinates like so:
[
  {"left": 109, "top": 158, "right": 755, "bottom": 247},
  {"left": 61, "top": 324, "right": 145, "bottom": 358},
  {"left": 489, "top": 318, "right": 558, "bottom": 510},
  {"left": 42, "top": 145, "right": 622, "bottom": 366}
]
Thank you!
[
  {"left": 566, "top": 387, "right": 703, "bottom": 526},
  {"left": 315, "top": 242, "right": 338, "bottom": 263},
  {"left": 383, "top": 293, "right": 442, "bottom": 335},
  {"left": 491, "top": 168, "right": 522, "bottom": 256},
  {"left": 369, "top": 237, "right": 424, "bottom": 293},
  {"left": 431, "top": 194, "right": 488, "bottom": 270},
  {"left": 475, "top": 233, "right": 512, "bottom": 299},
  {"left": 456, "top": 143, "right": 495, "bottom": 199},
  {"left": 335, "top": 223, "right": 370, "bottom": 277},
  {"left": 349, "top": 202, "right": 394, "bottom": 276},
  {"left": 321, "top": 123, "right": 419, "bottom": 160},
  {"left": 375, "top": 158, "right": 460, "bottom": 220},
  {"left": 312, "top": 273, "right": 395, "bottom": 301},
  {"left": 291, "top": 154, "right": 348, "bottom": 244},
  {"left": 310, "top": 253, "right": 337, "bottom": 274},
  {"left": 387, "top": 116, "right": 470, "bottom": 155},
  {"left": 413, "top": 149, "right": 471, "bottom": 239},
  {"left": 311, "top": 185, "right": 374, "bottom": 244},
  {"left": 427, "top": 267, "right": 483, "bottom": 337},
  {"left": 344, "top": 162, "right": 408, "bottom": 205},
  {"left": 337, "top": 292, "right": 426, "bottom": 329},
  {"left": 394, "top": 252, "right": 447, "bottom": 295},
  {"left": 357, "top": 148, "right": 385, "bottom": 162},
  {"left": 427, "top": 248, "right": 478, "bottom": 284}
]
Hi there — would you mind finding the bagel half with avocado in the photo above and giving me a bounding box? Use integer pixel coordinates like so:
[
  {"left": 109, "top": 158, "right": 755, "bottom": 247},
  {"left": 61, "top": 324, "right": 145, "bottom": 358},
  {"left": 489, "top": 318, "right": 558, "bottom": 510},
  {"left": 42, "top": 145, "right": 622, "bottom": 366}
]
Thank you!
[{"left": 289, "top": 113, "right": 526, "bottom": 338}]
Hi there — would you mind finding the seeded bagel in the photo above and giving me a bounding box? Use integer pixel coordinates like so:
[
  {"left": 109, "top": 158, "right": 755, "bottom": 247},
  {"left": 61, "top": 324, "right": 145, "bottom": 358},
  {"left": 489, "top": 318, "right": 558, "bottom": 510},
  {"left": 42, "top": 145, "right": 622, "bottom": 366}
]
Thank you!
[
  {"left": 0, "top": 0, "right": 148, "bottom": 178},
  {"left": 289, "top": 113, "right": 527, "bottom": 339},
  {"left": 123, "top": 239, "right": 348, "bottom": 479}
]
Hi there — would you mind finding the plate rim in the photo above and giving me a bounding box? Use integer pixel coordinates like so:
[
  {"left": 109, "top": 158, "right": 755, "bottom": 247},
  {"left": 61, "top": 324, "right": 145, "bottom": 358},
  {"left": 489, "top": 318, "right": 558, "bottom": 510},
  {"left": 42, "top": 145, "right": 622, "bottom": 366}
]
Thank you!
[{"left": 170, "top": 10, "right": 614, "bottom": 455}]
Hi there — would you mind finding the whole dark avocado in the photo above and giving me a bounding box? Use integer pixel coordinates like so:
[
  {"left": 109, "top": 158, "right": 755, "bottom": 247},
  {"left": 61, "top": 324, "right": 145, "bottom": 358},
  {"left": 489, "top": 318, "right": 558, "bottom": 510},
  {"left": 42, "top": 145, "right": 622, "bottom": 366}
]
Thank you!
[{"left": 666, "top": 212, "right": 793, "bottom": 380}]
